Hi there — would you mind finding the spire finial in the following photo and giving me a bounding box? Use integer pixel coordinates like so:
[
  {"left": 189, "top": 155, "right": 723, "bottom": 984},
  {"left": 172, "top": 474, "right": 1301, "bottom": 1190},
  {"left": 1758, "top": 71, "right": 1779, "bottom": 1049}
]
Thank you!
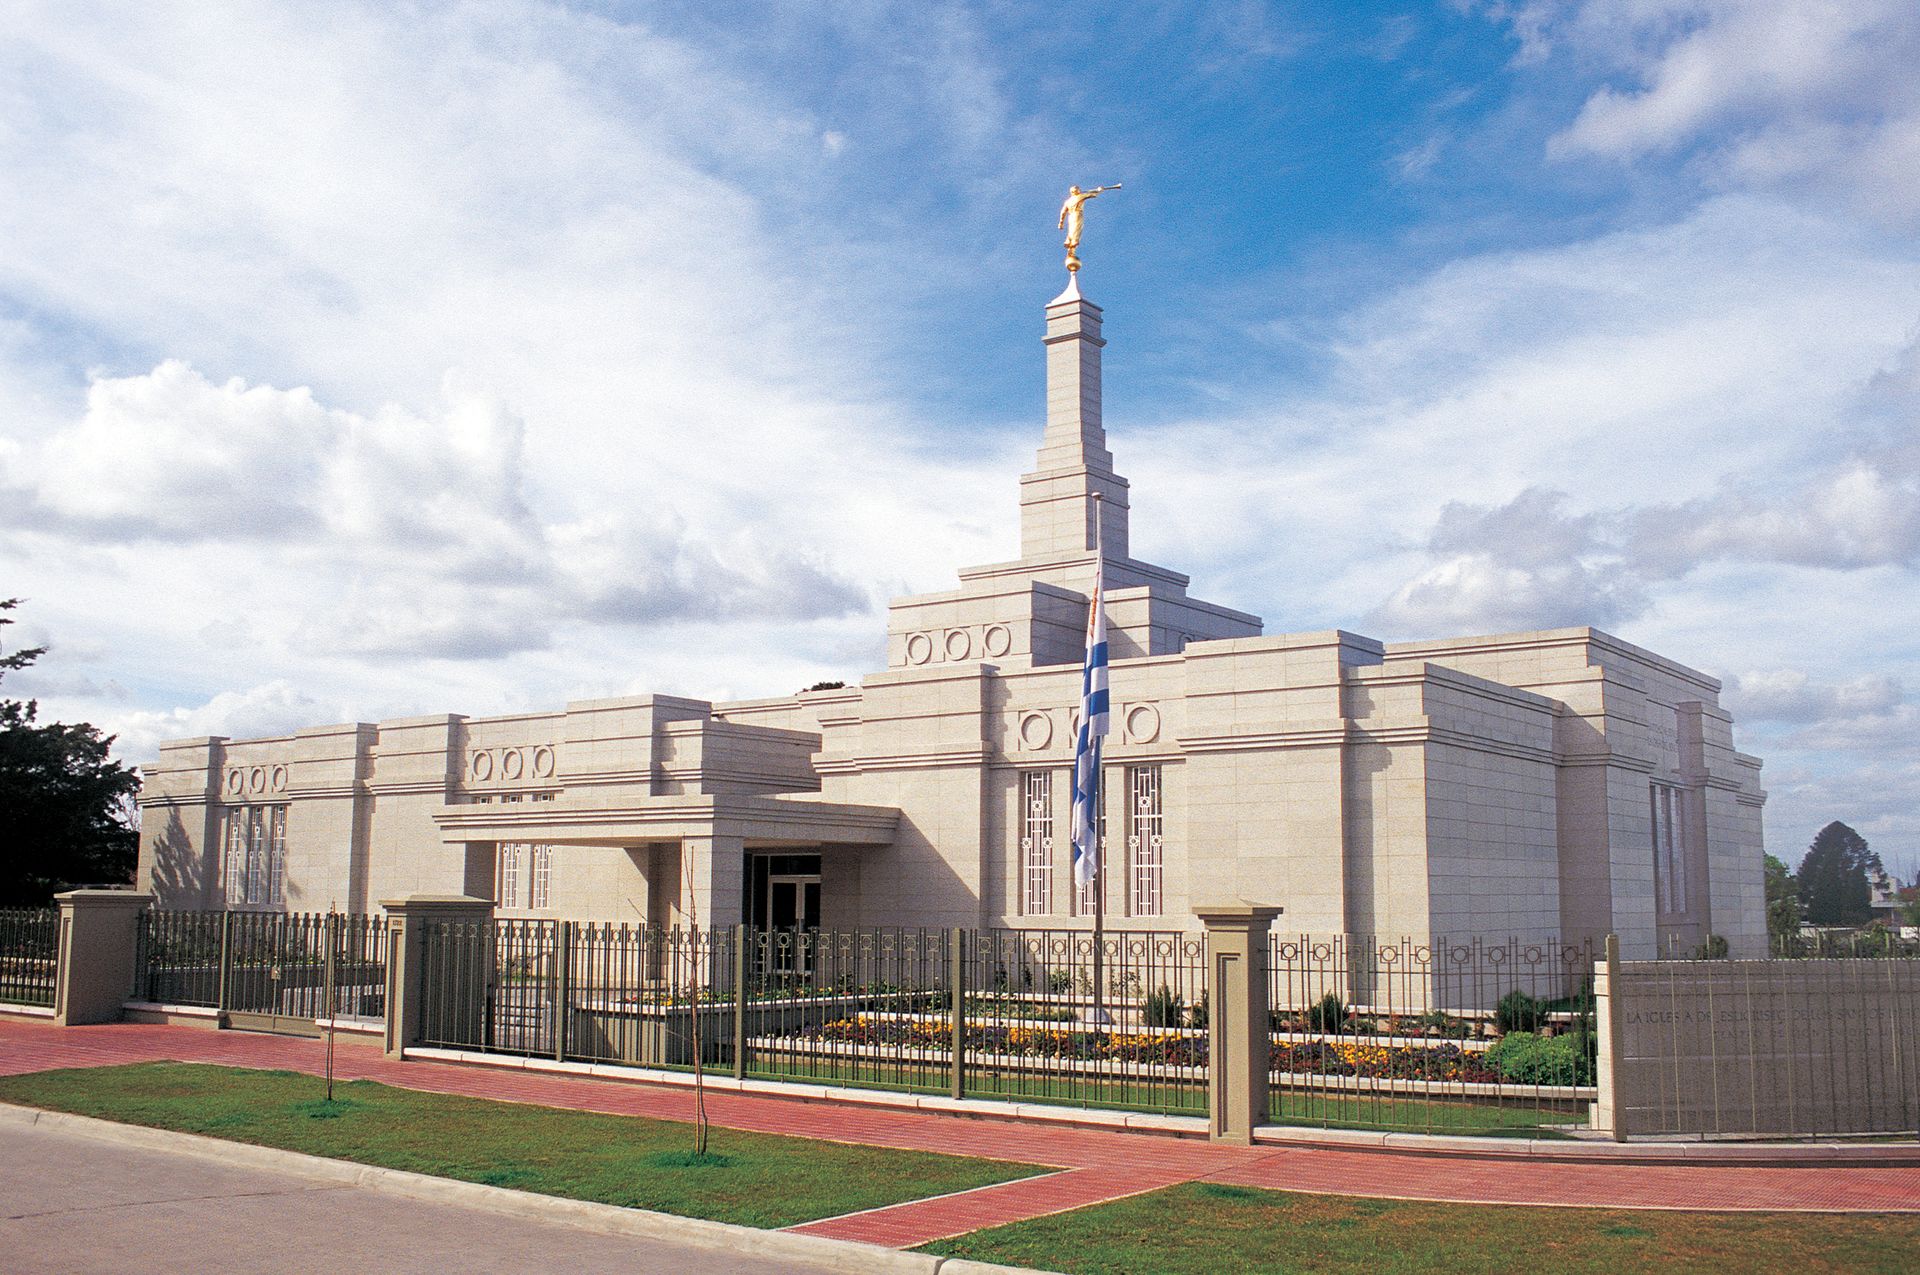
[{"left": 1058, "top": 183, "right": 1122, "bottom": 275}]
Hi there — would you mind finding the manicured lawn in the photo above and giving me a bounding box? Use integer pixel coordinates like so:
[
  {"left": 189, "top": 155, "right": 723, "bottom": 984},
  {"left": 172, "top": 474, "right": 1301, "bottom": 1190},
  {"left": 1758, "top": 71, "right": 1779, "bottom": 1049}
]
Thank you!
[
  {"left": 0, "top": 1062, "right": 1040, "bottom": 1229},
  {"left": 1269, "top": 1091, "right": 1581, "bottom": 1137},
  {"left": 923, "top": 1182, "right": 1920, "bottom": 1274}
]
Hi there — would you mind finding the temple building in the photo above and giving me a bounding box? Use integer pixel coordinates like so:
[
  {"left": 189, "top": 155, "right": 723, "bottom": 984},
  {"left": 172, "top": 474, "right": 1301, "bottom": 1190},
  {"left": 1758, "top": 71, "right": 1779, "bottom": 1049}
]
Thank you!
[{"left": 137, "top": 276, "right": 1769, "bottom": 957}]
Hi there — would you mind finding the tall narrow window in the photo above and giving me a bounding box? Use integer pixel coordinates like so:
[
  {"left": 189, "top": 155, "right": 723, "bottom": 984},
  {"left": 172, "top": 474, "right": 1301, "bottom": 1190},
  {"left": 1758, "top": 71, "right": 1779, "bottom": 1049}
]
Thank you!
[
  {"left": 531, "top": 846, "right": 552, "bottom": 909},
  {"left": 223, "top": 805, "right": 287, "bottom": 907},
  {"left": 1020, "top": 771, "right": 1054, "bottom": 916},
  {"left": 497, "top": 844, "right": 524, "bottom": 909},
  {"left": 1128, "top": 765, "right": 1164, "bottom": 917},
  {"left": 1650, "top": 782, "right": 1689, "bottom": 916}
]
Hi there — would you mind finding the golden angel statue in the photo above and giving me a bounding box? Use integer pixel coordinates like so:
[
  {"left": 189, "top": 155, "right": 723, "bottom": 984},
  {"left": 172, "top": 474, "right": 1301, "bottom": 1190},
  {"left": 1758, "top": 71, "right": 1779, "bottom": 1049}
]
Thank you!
[{"left": 1058, "top": 182, "right": 1121, "bottom": 273}]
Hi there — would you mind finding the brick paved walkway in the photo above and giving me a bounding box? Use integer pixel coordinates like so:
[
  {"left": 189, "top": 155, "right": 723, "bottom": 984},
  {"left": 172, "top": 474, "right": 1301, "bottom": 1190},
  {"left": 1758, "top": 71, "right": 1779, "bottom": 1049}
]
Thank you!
[{"left": 2, "top": 1017, "right": 1917, "bottom": 1249}]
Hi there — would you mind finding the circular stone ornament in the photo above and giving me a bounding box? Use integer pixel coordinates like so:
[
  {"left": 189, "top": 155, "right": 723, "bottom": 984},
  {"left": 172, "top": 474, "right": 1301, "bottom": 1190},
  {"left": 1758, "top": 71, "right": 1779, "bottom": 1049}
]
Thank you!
[
  {"left": 1125, "top": 703, "right": 1161, "bottom": 744},
  {"left": 1018, "top": 710, "right": 1054, "bottom": 751}
]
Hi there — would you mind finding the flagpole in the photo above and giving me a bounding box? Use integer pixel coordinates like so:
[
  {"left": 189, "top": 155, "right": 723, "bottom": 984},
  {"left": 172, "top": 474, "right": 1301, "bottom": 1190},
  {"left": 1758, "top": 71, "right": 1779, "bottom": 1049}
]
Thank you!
[{"left": 1091, "top": 493, "right": 1106, "bottom": 1025}]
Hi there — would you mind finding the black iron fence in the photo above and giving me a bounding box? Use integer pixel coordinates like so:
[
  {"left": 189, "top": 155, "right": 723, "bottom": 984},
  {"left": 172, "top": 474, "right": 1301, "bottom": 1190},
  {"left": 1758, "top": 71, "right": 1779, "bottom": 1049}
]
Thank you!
[
  {"left": 137, "top": 909, "right": 387, "bottom": 1020},
  {"left": 416, "top": 921, "right": 1211, "bottom": 1115},
  {"left": 0, "top": 908, "right": 58, "bottom": 1008},
  {"left": 137, "top": 910, "right": 224, "bottom": 1006},
  {"left": 1267, "top": 934, "right": 1600, "bottom": 1136},
  {"left": 962, "top": 928, "right": 1208, "bottom": 1113}
]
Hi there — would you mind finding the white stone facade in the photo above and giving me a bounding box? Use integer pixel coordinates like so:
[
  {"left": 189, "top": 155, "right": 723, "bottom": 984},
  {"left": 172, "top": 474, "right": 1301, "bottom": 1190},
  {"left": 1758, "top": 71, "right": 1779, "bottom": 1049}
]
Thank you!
[{"left": 138, "top": 283, "right": 1768, "bottom": 956}]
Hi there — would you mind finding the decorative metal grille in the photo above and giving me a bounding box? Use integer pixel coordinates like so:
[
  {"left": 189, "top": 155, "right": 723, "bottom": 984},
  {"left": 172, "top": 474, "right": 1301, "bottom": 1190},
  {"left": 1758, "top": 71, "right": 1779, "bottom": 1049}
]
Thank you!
[
  {"left": 1020, "top": 770, "right": 1054, "bottom": 916},
  {"left": 224, "top": 806, "right": 286, "bottom": 908},
  {"left": 1127, "top": 764, "right": 1163, "bottom": 917},
  {"left": 531, "top": 846, "right": 552, "bottom": 909},
  {"left": 497, "top": 844, "right": 524, "bottom": 909}
]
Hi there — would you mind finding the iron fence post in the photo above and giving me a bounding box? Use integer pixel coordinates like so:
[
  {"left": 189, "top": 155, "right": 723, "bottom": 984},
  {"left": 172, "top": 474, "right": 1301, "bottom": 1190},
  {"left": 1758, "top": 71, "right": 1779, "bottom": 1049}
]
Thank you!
[
  {"left": 733, "top": 923, "right": 749, "bottom": 1080},
  {"left": 323, "top": 912, "right": 339, "bottom": 1023},
  {"left": 216, "top": 910, "right": 235, "bottom": 1016},
  {"left": 554, "top": 920, "right": 572, "bottom": 1063},
  {"left": 950, "top": 926, "right": 966, "bottom": 1101}
]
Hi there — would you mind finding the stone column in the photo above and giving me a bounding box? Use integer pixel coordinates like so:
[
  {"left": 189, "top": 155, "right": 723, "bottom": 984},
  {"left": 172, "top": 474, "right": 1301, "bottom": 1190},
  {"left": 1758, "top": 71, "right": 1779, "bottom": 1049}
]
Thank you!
[
  {"left": 679, "top": 834, "right": 746, "bottom": 927},
  {"left": 1196, "top": 903, "right": 1282, "bottom": 1145},
  {"left": 381, "top": 895, "right": 494, "bottom": 1059},
  {"left": 54, "top": 890, "right": 153, "bottom": 1026}
]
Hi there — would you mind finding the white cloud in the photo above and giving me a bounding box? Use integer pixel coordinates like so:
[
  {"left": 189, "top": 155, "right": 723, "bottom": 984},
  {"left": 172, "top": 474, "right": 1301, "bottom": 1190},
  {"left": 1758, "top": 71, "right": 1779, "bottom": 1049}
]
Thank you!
[
  {"left": 1725, "top": 670, "right": 1904, "bottom": 725},
  {"left": 1, "top": 361, "right": 875, "bottom": 664},
  {"left": 105, "top": 681, "right": 348, "bottom": 763},
  {"left": 1517, "top": 0, "right": 1920, "bottom": 222}
]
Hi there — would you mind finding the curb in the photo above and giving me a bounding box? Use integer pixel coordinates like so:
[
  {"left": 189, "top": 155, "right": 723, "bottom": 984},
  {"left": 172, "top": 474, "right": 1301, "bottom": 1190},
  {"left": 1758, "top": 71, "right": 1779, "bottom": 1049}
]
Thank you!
[{"left": 0, "top": 1102, "right": 1050, "bottom": 1275}]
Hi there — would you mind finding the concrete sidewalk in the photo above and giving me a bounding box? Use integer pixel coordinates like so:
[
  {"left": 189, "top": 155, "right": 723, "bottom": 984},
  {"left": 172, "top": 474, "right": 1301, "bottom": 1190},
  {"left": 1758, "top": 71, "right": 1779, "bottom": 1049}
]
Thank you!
[
  {"left": 0, "top": 1117, "right": 884, "bottom": 1275},
  {"left": 2, "top": 1016, "right": 1917, "bottom": 1253}
]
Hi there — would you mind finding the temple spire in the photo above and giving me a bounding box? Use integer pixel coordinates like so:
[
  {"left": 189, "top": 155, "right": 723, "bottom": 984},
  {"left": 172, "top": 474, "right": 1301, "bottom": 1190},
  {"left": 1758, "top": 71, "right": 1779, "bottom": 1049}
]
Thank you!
[{"left": 1019, "top": 283, "right": 1130, "bottom": 561}]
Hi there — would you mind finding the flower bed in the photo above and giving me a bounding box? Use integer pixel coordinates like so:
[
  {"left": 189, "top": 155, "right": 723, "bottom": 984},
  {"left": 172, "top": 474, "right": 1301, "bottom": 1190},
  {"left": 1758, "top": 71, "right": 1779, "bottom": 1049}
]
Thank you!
[
  {"left": 1269, "top": 1038, "right": 1501, "bottom": 1084},
  {"left": 794, "top": 1017, "right": 1534, "bottom": 1081},
  {"left": 803, "top": 1016, "right": 1206, "bottom": 1065}
]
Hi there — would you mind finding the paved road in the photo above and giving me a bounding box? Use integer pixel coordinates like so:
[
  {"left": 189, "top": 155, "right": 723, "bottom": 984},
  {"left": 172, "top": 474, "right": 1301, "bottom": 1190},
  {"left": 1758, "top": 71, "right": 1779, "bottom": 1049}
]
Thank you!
[{"left": 0, "top": 1120, "right": 857, "bottom": 1275}]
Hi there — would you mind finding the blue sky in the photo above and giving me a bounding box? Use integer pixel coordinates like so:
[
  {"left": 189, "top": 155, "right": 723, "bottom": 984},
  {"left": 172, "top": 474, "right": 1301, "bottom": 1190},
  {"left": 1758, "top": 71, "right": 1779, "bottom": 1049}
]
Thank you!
[{"left": 2, "top": 1, "right": 1918, "bottom": 881}]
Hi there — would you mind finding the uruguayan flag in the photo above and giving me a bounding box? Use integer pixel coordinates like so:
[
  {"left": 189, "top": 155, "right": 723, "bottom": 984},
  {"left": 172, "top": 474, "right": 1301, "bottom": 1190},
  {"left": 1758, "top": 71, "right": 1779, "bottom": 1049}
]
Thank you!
[{"left": 1070, "top": 570, "right": 1110, "bottom": 888}]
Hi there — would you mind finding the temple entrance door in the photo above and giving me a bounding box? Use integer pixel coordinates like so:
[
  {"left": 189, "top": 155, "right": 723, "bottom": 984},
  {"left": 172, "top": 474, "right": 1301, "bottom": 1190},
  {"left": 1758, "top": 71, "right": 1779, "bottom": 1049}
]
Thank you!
[
  {"left": 761, "top": 868, "right": 822, "bottom": 979},
  {"left": 764, "top": 874, "right": 822, "bottom": 933}
]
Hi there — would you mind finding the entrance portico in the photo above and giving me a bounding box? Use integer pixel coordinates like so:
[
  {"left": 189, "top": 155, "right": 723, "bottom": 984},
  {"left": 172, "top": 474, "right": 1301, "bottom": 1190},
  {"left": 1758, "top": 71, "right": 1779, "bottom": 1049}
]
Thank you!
[{"left": 432, "top": 792, "right": 898, "bottom": 927}]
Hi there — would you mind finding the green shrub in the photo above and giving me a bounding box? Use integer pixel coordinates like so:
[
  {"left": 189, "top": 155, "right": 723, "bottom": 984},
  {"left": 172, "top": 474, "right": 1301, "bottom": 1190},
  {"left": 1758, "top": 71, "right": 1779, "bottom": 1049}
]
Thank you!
[
  {"left": 1142, "top": 984, "right": 1184, "bottom": 1028},
  {"left": 1306, "top": 992, "right": 1346, "bottom": 1033},
  {"left": 1485, "top": 1031, "right": 1594, "bottom": 1085},
  {"left": 1187, "top": 990, "right": 1208, "bottom": 1030},
  {"left": 1689, "top": 933, "right": 1730, "bottom": 960},
  {"left": 1418, "top": 1009, "right": 1468, "bottom": 1038},
  {"left": 1494, "top": 989, "right": 1543, "bottom": 1035}
]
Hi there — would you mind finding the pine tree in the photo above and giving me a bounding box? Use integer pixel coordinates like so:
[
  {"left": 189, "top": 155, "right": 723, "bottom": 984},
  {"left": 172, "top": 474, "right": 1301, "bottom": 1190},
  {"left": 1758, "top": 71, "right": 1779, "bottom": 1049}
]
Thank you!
[{"left": 1796, "top": 821, "right": 1880, "bottom": 926}]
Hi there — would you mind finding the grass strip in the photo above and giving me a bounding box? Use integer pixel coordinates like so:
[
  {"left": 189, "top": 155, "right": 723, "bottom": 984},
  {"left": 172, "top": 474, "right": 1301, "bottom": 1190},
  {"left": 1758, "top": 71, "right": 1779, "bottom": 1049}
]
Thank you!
[
  {"left": 0, "top": 1062, "right": 1039, "bottom": 1229},
  {"left": 922, "top": 1180, "right": 1920, "bottom": 1274}
]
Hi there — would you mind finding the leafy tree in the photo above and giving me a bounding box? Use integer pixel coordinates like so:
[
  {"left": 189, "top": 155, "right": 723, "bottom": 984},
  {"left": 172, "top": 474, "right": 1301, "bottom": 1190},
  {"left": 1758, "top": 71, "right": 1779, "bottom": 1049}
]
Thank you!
[
  {"left": 1899, "top": 884, "right": 1920, "bottom": 931},
  {"left": 0, "top": 599, "right": 139, "bottom": 904},
  {"left": 1796, "top": 821, "right": 1881, "bottom": 927},
  {"left": 1762, "top": 854, "right": 1801, "bottom": 939}
]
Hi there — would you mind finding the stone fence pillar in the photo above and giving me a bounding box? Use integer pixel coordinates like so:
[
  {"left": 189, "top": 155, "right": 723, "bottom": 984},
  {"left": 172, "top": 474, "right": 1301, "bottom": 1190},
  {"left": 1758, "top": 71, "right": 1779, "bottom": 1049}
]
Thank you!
[
  {"left": 382, "top": 895, "right": 495, "bottom": 1060},
  {"left": 54, "top": 890, "right": 152, "bottom": 1026},
  {"left": 1595, "top": 933, "right": 1625, "bottom": 1140},
  {"left": 1196, "top": 903, "right": 1283, "bottom": 1145}
]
